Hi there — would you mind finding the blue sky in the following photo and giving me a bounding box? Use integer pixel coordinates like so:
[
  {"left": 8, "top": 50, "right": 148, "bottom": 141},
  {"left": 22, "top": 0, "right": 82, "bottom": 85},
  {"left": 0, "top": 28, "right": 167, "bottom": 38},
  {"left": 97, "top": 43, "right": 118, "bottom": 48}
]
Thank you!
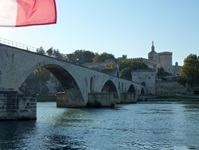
[{"left": 0, "top": 0, "right": 199, "bottom": 65}]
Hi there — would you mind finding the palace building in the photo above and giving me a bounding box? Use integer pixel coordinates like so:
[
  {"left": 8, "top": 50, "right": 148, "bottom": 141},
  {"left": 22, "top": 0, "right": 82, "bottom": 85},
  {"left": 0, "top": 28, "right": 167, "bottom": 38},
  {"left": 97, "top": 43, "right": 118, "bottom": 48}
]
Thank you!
[{"left": 132, "top": 41, "right": 181, "bottom": 76}]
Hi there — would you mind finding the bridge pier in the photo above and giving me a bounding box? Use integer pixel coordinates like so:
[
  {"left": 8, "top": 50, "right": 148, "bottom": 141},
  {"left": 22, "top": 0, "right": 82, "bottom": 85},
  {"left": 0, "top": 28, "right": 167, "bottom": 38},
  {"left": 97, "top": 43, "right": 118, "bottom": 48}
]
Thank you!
[
  {"left": 56, "top": 92, "right": 118, "bottom": 108},
  {"left": 56, "top": 90, "right": 85, "bottom": 108},
  {"left": 120, "top": 92, "right": 136, "bottom": 103},
  {"left": 88, "top": 92, "right": 116, "bottom": 107},
  {"left": 0, "top": 90, "right": 37, "bottom": 120}
]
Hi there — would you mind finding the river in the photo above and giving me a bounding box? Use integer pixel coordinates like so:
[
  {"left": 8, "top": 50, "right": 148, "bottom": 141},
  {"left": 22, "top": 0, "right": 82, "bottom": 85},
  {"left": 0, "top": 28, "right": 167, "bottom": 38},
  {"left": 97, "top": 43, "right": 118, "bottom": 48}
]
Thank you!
[{"left": 0, "top": 101, "right": 199, "bottom": 150}]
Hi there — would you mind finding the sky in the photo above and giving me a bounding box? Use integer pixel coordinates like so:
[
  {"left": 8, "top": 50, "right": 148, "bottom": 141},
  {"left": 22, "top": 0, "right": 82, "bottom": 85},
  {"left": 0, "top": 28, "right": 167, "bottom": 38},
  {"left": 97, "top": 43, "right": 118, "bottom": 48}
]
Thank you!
[{"left": 0, "top": 0, "right": 199, "bottom": 65}]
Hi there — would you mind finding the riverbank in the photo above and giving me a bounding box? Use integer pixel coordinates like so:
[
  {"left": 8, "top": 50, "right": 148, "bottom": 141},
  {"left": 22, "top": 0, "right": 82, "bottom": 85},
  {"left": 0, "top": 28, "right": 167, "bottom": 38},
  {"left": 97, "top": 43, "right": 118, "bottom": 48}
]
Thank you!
[
  {"left": 138, "top": 95, "right": 199, "bottom": 102},
  {"left": 36, "top": 95, "right": 199, "bottom": 103}
]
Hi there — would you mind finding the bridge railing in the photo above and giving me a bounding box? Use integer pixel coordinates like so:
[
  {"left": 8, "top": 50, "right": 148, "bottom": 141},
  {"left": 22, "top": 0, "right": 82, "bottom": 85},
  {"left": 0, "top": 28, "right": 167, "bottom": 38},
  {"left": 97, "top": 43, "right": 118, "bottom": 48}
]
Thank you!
[{"left": 0, "top": 37, "right": 37, "bottom": 52}]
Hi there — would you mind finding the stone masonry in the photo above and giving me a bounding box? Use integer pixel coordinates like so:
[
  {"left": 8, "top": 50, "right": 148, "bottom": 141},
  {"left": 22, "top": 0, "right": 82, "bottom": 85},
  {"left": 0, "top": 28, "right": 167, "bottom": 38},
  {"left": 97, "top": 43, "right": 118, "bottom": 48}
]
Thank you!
[{"left": 0, "top": 91, "right": 37, "bottom": 120}]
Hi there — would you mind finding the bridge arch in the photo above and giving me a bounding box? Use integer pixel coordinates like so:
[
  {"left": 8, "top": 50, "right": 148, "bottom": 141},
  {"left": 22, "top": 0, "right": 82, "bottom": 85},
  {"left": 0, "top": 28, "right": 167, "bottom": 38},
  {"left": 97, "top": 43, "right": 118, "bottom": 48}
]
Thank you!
[
  {"left": 101, "top": 80, "right": 117, "bottom": 92},
  {"left": 101, "top": 80, "right": 119, "bottom": 103},
  {"left": 20, "top": 61, "right": 85, "bottom": 106},
  {"left": 140, "top": 88, "right": 145, "bottom": 95},
  {"left": 128, "top": 84, "right": 136, "bottom": 93},
  {"left": 127, "top": 84, "right": 137, "bottom": 102},
  {"left": 44, "top": 64, "right": 85, "bottom": 106},
  {"left": 90, "top": 77, "right": 94, "bottom": 92}
]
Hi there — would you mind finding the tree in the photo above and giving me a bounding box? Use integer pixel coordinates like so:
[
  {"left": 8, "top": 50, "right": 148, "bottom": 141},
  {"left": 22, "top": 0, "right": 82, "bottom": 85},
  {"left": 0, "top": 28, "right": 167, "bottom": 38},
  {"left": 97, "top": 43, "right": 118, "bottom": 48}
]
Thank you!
[
  {"left": 46, "top": 47, "right": 53, "bottom": 56},
  {"left": 66, "top": 50, "right": 96, "bottom": 64},
  {"left": 119, "top": 60, "right": 148, "bottom": 71},
  {"left": 36, "top": 47, "right": 45, "bottom": 55},
  {"left": 53, "top": 49, "right": 62, "bottom": 58},
  {"left": 157, "top": 67, "right": 170, "bottom": 77},
  {"left": 119, "top": 60, "right": 148, "bottom": 80},
  {"left": 92, "top": 52, "right": 115, "bottom": 62},
  {"left": 180, "top": 54, "right": 199, "bottom": 91},
  {"left": 105, "top": 62, "right": 116, "bottom": 69},
  {"left": 20, "top": 67, "right": 51, "bottom": 95},
  {"left": 120, "top": 67, "right": 132, "bottom": 79}
]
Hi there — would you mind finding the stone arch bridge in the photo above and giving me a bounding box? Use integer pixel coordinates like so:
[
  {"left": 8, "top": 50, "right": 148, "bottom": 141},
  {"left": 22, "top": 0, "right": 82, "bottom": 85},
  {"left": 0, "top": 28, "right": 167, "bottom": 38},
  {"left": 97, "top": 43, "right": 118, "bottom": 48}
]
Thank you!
[{"left": 0, "top": 43, "right": 146, "bottom": 119}]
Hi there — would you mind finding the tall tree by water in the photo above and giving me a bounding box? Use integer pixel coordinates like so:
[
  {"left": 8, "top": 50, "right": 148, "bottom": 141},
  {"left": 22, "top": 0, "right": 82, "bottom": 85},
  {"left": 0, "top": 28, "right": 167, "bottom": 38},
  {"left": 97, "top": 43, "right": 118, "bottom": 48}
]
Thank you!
[{"left": 179, "top": 54, "right": 199, "bottom": 91}]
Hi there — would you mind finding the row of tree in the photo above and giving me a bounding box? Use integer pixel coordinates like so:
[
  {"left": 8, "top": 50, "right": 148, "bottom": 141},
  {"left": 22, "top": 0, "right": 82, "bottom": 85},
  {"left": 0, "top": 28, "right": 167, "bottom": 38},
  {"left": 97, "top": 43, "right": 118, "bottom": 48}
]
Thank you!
[{"left": 36, "top": 47, "right": 116, "bottom": 63}]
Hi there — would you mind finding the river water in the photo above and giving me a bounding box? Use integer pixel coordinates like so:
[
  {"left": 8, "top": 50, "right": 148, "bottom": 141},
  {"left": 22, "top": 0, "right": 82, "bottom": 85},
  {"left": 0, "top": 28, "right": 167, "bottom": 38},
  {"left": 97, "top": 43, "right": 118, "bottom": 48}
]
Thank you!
[{"left": 0, "top": 101, "right": 199, "bottom": 150}]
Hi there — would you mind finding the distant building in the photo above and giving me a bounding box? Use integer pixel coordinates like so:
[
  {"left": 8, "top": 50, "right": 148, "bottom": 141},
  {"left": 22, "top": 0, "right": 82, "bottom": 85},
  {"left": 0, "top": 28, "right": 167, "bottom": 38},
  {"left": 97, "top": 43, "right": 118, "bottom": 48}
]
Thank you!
[
  {"left": 131, "top": 41, "right": 181, "bottom": 76},
  {"left": 112, "top": 42, "right": 181, "bottom": 78},
  {"left": 82, "top": 42, "right": 185, "bottom": 95},
  {"left": 131, "top": 69, "right": 156, "bottom": 95},
  {"left": 130, "top": 42, "right": 184, "bottom": 95}
]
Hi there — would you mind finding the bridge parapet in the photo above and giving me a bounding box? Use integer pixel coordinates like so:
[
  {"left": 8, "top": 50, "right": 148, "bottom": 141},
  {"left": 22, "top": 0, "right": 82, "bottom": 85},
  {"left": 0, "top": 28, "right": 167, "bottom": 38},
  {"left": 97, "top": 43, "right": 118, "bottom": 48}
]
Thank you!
[{"left": 0, "top": 37, "right": 36, "bottom": 51}]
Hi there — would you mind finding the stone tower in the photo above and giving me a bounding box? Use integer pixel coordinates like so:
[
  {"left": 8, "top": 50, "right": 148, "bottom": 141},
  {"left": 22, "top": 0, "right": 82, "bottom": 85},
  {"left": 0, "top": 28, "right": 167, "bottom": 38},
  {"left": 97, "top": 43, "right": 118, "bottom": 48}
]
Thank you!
[
  {"left": 148, "top": 41, "right": 158, "bottom": 62},
  {"left": 158, "top": 52, "right": 172, "bottom": 74}
]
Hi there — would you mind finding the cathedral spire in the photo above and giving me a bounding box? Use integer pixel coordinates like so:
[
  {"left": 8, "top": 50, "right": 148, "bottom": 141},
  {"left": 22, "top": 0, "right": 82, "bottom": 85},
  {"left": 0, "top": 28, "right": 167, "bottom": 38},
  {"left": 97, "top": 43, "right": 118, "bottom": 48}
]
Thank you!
[{"left": 151, "top": 41, "right": 155, "bottom": 52}]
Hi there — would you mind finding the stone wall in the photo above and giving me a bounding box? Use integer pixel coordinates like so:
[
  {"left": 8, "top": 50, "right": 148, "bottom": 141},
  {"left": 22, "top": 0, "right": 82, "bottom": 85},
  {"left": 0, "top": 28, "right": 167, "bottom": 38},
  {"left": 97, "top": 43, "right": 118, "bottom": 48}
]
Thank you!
[
  {"left": 156, "top": 81, "right": 187, "bottom": 95},
  {"left": 131, "top": 70, "right": 156, "bottom": 95},
  {"left": 56, "top": 89, "right": 85, "bottom": 108},
  {"left": 120, "top": 92, "right": 136, "bottom": 103},
  {"left": 158, "top": 52, "right": 173, "bottom": 74},
  {"left": 57, "top": 92, "right": 137, "bottom": 108},
  {"left": 0, "top": 91, "right": 37, "bottom": 120},
  {"left": 88, "top": 92, "right": 115, "bottom": 107}
]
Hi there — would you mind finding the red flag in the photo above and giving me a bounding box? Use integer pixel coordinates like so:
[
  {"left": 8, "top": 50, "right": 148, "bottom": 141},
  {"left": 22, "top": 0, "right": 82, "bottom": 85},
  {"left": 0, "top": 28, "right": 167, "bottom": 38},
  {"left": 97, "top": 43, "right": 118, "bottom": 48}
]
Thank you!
[{"left": 0, "top": 0, "right": 57, "bottom": 27}]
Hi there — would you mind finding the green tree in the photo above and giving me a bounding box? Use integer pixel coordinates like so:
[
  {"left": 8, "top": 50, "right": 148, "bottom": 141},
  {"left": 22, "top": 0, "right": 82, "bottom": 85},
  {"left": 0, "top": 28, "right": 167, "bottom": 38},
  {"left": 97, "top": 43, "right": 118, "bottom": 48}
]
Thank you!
[
  {"left": 46, "top": 47, "right": 53, "bottom": 56},
  {"left": 20, "top": 67, "right": 51, "bottom": 95},
  {"left": 157, "top": 67, "right": 170, "bottom": 77},
  {"left": 66, "top": 50, "right": 96, "bottom": 63},
  {"left": 119, "top": 60, "right": 148, "bottom": 71},
  {"left": 36, "top": 47, "right": 45, "bottom": 55},
  {"left": 93, "top": 52, "right": 115, "bottom": 62},
  {"left": 180, "top": 54, "right": 199, "bottom": 90},
  {"left": 105, "top": 62, "right": 116, "bottom": 69},
  {"left": 120, "top": 67, "right": 132, "bottom": 79},
  {"left": 119, "top": 60, "right": 148, "bottom": 80},
  {"left": 53, "top": 49, "right": 62, "bottom": 58}
]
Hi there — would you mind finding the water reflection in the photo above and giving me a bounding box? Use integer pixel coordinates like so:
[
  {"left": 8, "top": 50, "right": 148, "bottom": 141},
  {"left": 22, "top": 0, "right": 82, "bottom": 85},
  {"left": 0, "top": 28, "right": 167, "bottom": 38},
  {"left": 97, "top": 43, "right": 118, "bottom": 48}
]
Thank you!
[
  {"left": 182, "top": 101, "right": 199, "bottom": 112},
  {"left": 35, "top": 103, "right": 87, "bottom": 149},
  {"left": 1, "top": 102, "right": 199, "bottom": 149},
  {"left": 0, "top": 121, "right": 36, "bottom": 149},
  {"left": 55, "top": 109, "right": 93, "bottom": 127},
  {"left": 44, "top": 134, "right": 86, "bottom": 150}
]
